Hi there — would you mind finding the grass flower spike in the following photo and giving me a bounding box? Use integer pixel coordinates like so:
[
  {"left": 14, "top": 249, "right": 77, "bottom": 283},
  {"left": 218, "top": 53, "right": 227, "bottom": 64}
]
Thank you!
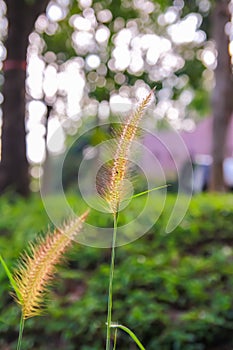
[
  {"left": 105, "top": 90, "right": 154, "bottom": 350},
  {"left": 13, "top": 211, "right": 89, "bottom": 319},
  {"left": 105, "top": 90, "right": 154, "bottom": 213}
]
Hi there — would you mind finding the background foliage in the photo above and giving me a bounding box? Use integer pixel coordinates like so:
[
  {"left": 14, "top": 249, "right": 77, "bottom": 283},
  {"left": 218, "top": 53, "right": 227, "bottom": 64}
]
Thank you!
[{"left": 1, "top": 193, "right": 233, "bottom": 349}]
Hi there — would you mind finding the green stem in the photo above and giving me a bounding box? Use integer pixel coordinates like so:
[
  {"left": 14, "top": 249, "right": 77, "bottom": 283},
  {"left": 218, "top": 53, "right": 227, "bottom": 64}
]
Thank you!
[
  {"left": 17, "top": 314, "right": 25, "bottom": 350},
  {"left": 113, "top": 329, "right": 118, "bottom": 350},
  {"left": 106, "top": 213, "right": 118, "bottom": 350}
]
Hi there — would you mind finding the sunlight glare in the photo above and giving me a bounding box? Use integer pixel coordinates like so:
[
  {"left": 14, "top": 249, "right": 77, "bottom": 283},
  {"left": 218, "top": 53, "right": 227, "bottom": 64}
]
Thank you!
[
  {"left": 0, "top": 42, "right": 6, "bottom": 60},
  {"left": 114, "top": 28, "right": 132, "bottom": 46},
  {"left": 47, "top": 117, "right": 65, "bottom": 154},
  {"left": 201, "top": 48, "right": 216, "bottom": 68},
  {"left": 129, "top": 52, "right": 144, "bottom": 72},
  {"left": 110, "top": 94, "right": 132, "bottom": 114},
  {"left": 164, "top": 7, "right": 178, "bottom": 24},
  {"left": 95, "top": 26, "right": 110, "bottom": 43},
  {"left": 72, "top": 31, "right": 95, "bottom": 53},
  {"left": 79, "top": 0, "right": 93, "bottom": 8},
  {"left": 46, "top": 3, "right": 64, "bottom": 21},
  {"left": 27, "top": 55, "right": 45, "bottom": 99},
  {"left": 168, "top": 13, "right": 205, "bottom": 44},
  {"left": 72, "top": 15, "right": 92, "bottom": 31},
  {"left": 86, "top": 54, "right": 101, "bottom": 69},
  {"left": 97, "top": 9, "right": 112, "bottom": 23},
  {"left": 43, "top": 65, "right": 58, "bottom": 98},
  {"left": 113, "top": 46, "right": 131, "bottom": 70},
  {"left": 27, "top": 101, "right": 47, "bottom": 125},
  {"left": 27, "top": 132, "right": 46, "bottom": 164}
]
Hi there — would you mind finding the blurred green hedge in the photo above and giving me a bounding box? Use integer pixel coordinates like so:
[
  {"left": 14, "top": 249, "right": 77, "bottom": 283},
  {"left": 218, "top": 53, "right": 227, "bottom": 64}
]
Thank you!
[{"left": 1, "top": 193, "right": 233, "bottom": 349}]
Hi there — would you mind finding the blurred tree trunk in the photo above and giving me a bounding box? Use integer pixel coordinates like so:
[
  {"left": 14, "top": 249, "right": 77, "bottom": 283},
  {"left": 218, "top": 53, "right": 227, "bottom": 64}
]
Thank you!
[
  {"left": 0, "top": 0, "right": 49, "bottom": 196},
  {"left": 210, "top": 0, "right": 233, "bottom": 191}
]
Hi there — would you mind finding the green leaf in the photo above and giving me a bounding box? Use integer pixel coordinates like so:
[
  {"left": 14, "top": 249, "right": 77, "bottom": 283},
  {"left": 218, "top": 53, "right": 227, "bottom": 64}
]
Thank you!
[
  {"left": 110, "top": 324, "right": 146, "bottom": 350},
  {"left": 123, "top": 184, "right": 169, "bottom": 201},
  {"left": 0, "top": 254, "right": 22, "bottom": 301}
]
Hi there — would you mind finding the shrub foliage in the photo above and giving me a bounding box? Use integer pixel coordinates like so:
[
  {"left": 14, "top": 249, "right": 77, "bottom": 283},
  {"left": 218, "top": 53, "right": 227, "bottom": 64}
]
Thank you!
[{"left": 1, "top": 193, "right": 233, "bottom": 349}]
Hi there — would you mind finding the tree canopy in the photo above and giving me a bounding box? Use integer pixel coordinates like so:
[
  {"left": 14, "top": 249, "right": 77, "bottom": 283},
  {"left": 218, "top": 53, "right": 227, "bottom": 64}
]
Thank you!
[{"left": 0, "top": 0, "right": 232, "bottom": 193}]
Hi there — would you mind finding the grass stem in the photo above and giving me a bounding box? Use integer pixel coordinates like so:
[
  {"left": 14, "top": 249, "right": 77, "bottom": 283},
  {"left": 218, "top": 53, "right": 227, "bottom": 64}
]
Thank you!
[
  {"left": 106, "top": 213, "right": 118, "bottom": 350},
  {"left": 16, "top": 314, "right": 25, "bottom": 350}
]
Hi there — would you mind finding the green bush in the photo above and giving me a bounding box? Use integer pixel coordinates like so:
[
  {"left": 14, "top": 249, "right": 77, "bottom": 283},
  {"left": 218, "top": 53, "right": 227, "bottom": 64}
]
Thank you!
[{"left": 1, "top": 193, "right": 233, "bottom": 349}]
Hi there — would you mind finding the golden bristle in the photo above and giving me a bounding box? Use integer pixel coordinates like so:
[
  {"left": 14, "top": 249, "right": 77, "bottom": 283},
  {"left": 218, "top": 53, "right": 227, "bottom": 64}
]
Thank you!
[
  {"left": 105, "top": 90, "right": 154, "bottom": 213},
  {"left": 13, "top": 211, "right": 89, "bottom": 319}
]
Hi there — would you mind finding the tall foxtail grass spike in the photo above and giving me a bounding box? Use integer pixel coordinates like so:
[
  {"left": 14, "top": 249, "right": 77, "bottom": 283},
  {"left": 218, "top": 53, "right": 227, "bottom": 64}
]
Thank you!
[
  {"left": 105, "top": 90, "right": 154, "bottom": 213},
  {"left": 13, "top": 210, "right": 89, "bottom": 319}
]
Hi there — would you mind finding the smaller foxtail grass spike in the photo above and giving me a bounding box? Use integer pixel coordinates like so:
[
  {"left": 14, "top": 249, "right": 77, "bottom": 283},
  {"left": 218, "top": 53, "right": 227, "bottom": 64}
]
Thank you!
[
  {"left": 104, "top": 90, "right": 154, "bottom": 213},
  {"left": 13, "top": 210, "right": 89, "bottom": 319}
]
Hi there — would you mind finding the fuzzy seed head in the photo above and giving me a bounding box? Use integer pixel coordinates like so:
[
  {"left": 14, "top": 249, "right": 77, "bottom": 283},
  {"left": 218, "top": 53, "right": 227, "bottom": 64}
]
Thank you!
[
  {"left": 13, "top": 211, "right": 89, "bottom": 319},
  {"left": 104, "top": 90, "right": 154, "bottom": 213}
]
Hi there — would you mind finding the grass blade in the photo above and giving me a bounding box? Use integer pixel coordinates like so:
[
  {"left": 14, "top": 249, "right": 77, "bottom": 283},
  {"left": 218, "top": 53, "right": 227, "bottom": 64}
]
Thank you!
[
  {"left": 123, "top": 184, "right": 169, "bottom": 202},
  {"left": 110, "top": 324, "right": 146, "bottom": 350},
  {"left": 0, "top": 254, "right": 22, "bottom": 301}
]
